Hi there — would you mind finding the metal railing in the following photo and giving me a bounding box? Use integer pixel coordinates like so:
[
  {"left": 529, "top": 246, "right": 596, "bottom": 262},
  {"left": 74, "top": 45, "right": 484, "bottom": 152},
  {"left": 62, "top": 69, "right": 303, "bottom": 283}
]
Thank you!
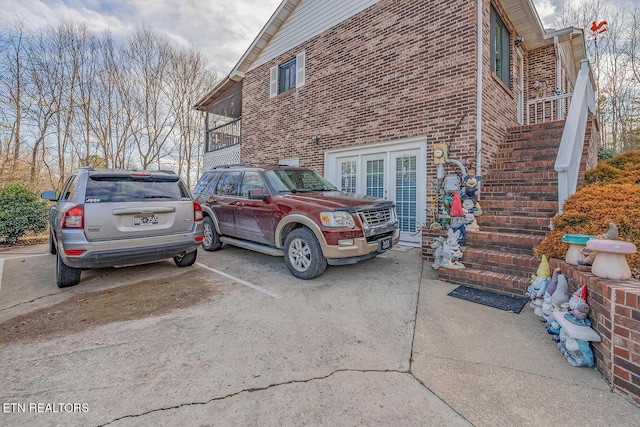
[
  {"left": 526, "top": 92, "right": 573, "bottom": 124},
  {"left": 206, "top": 118, "right": 241, "bottom": 153},
  {"left": 554, "top": 60, "right": 596, "bottom": 214}
]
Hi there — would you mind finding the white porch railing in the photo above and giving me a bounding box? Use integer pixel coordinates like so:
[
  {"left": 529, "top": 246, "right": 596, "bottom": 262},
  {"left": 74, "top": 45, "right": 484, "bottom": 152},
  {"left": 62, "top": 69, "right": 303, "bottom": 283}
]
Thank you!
[
  {"left": 554, "top": 60, "right": 596, "bottom": 214},
  {"left": 527, "top": 92, "right": 573, "bottom": 124}
]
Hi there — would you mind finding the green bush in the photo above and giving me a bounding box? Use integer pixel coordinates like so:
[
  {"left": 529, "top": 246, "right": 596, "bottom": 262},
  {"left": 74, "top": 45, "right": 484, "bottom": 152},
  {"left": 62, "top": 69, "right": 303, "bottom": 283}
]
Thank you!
[
  {"left": 0, "top": 183, "right": 50, "bottom": 244},
  {"left": 535, "top": 151, "right": 640, "bottom": 279}
]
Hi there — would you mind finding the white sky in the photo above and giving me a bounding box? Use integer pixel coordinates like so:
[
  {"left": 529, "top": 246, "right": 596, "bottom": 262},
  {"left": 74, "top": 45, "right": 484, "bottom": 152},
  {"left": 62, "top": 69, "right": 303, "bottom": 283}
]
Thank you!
[{"left": 0, "top": 0, "right": 627, "bottom": 75}]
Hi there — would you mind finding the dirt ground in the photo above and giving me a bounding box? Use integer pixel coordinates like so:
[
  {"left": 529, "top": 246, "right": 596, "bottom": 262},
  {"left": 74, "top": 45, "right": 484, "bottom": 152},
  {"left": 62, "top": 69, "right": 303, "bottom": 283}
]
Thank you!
[{"left": 0, "top": 274, "right": 218, "bottom": 345}]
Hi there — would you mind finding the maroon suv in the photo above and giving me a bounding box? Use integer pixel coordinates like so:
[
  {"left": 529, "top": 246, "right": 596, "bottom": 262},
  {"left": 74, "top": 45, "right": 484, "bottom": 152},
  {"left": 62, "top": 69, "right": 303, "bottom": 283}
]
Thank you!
[{"left": 193, "top": 164, "right": 400, "bottom": 279}]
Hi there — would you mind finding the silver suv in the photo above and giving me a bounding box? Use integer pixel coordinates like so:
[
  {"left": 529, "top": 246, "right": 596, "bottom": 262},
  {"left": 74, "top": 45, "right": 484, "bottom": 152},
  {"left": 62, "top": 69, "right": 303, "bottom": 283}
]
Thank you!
[{"left": 41, "top": 168, "right": 204, "bottom": 288}]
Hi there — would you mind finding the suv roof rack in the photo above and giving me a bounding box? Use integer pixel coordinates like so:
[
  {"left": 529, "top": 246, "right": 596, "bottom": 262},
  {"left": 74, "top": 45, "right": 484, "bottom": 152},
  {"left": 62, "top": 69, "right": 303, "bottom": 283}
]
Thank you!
[{"left": 211, "top": 163, "right": 253, "bottom": 169}]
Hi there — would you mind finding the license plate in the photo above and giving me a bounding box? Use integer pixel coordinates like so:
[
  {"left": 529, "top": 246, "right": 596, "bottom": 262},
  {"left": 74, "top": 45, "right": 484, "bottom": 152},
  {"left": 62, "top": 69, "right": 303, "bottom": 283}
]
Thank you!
[
  {"left": 378, "top": 236, "right": 393, "bottom": 252},
  {"left": 133, "top": 214, "right": 159, "bottom": 226}
]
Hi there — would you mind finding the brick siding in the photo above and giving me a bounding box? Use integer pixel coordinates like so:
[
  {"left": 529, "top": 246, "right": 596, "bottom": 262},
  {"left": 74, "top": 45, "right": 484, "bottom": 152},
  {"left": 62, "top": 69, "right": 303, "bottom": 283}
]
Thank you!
[{"left": 240, "top": 0, "right": 558, "bottom": 196}]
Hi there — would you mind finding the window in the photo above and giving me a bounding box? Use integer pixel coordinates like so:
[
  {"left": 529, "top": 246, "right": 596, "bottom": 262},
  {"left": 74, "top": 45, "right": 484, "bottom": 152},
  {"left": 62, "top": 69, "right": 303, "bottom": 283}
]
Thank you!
[
  {"left": 215, "top": 171, "right": 241, "bottom": 196},
  {"left": 490, "top": 5, "right": 510, "bottom": 88},
  {"left": 240, "top": 172, "right": 267, "bottom": 198},
  {"left": 279, "top": 58, "right": 297, "bottom": 94},
  {"left": 270, "top": 51, "right": 306, "bottom": 98}
]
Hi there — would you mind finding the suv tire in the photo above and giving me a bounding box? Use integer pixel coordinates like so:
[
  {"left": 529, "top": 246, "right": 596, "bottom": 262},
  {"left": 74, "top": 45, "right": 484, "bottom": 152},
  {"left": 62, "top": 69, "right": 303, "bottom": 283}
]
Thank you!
[
  {"left": 49, "top": 230, "right": 57, "bottom": 255},
  {"left": 202, "top": 216, "right": 223, "bottom": 251},
  {"left": 284, "top": 227, "right": 327, "bottom": 280},
  {"left": 174, "top": 249, "right": 197, "bottom": 267},
  {"left": 56, "top": 253, "right": 81, "bottom": 288}
]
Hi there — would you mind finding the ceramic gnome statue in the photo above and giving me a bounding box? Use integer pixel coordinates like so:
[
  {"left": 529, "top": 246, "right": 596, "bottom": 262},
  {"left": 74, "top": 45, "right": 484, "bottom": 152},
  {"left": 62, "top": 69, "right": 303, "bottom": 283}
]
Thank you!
[
  {"left": 541, "top": 268, "right": 563, "bottom": 322},
  {"left": 460, "top": 176, "right": 482, "bottom": 233},
  {"left": 438, "top": 228, "right": 465, "bottom": 269},
  {"left": 448, "top": 190, "right": 469, "bottom": 245},
  {"left": 554, "top": 284, "right": 599, "bottom": 367},
  {"left": 526, "top": 255, "right": 552, "bottom": 317}
]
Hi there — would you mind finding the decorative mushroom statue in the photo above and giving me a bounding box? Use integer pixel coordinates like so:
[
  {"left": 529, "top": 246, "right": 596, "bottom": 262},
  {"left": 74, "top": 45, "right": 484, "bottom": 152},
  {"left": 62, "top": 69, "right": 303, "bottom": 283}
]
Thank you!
[
  {"left": 587, "top": 238, "right": 637, "bottom": 280},
  {"left": 562, "top": 234, "right": 595, "bottom": 266},
  {"left": 577, "top": 223, "right": 618, "bottom": 266}
]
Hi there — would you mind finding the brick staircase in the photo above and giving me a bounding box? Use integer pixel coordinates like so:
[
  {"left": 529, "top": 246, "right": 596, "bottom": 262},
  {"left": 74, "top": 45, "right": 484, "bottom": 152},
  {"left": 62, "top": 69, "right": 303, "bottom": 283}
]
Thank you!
[{"left": 423, "top": 120, "right": 590, "bottom": 297}]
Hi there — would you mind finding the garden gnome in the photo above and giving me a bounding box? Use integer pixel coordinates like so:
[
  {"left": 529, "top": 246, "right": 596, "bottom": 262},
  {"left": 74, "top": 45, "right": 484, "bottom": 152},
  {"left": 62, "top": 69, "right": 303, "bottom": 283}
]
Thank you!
[
  {"left": 449, "top": 190, "right": 468, "bottom": 245},
  {"left": 526, "top": 255, "right": 552, "bottom": 317},
  {"left": 541, "top": 268, "right": 563, "bottom": 322},
  {"left": 567, "top": 284, "right": 590, "bottom": 326},
  {"left": 439, "top": 228, "right": 465, "bottom": 269}
]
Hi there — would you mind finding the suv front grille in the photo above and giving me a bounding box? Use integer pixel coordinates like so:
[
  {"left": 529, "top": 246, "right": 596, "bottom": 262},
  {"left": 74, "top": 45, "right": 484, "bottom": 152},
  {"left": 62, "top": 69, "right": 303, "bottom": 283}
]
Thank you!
[
  {"left": 358, "top": 208, "right": 393, "bottom": 227},
  {"left": 357, "top": 207, "right": 397, "bottom": 239}
]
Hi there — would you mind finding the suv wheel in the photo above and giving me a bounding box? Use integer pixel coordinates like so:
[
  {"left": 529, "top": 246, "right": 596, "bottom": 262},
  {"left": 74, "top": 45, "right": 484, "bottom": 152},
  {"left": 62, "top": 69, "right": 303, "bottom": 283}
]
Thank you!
[
  {"left": 202, "top": 216, "right": 222, "bottom": 251},
  {"left": 56, "top": 253, "right": 81, "bottom": 288},
  {"left": 174, "top": 249, "right": 197, "bottom": 267},
  {"left": 284, "top": 227, "right": 327, "bottom": 280}
]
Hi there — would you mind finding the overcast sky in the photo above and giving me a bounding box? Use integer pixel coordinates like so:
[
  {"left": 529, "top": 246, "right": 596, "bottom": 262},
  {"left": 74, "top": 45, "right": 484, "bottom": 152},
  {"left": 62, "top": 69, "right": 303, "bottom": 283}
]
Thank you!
[{"left": 0, "top": 0, "right": 630, "bottom": 75}]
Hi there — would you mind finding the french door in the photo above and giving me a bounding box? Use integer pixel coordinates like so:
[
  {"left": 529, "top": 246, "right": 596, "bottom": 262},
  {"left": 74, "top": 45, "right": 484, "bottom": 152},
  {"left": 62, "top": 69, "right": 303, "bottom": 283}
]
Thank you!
[{"left": 327, "top": 139, "right": 425, "bottom": 245}]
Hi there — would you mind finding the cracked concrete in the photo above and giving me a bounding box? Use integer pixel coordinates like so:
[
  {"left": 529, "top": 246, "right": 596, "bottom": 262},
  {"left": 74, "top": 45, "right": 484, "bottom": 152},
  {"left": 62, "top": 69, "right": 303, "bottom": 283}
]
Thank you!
[{"left": 1, "top": 244, "right": 638, "bottom": 426}]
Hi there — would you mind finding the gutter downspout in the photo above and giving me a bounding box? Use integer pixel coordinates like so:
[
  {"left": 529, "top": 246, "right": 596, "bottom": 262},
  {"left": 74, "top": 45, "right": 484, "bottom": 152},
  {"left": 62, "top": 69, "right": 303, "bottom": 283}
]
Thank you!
[{"left": 476, "top": 0, "right": 483, "bottom": 184}]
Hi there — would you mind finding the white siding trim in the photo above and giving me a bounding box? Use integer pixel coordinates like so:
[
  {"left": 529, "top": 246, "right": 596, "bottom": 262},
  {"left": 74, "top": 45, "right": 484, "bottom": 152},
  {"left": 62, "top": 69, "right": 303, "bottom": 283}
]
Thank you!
[
  {"left": 296, "top": 50, "right": 306, "bottom": 87},
  {"left": 269, "top": 65, "right": 278, "bottom": 98},
  {"left": 249, "top": 0, "right": 380, "bottom": 72}
]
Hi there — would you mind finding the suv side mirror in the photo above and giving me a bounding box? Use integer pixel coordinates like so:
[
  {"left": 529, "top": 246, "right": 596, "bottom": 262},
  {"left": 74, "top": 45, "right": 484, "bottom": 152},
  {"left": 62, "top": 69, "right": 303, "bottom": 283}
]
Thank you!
[
  {"left": 248, "top": 189, "right": 269, "bottom": 201},
  {"left": 41, "top": 191, "right": 58, "bottom": 201}
]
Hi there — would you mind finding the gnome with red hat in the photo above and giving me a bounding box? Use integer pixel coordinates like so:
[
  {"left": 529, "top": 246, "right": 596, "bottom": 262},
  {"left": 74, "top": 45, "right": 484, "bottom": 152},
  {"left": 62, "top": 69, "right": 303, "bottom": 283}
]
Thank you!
[
  {"left": 448, "top": 190, "right": 469, "bottom": 245},
  {"left": 567, "top": 284, "right": 590, "bottom": 325}
]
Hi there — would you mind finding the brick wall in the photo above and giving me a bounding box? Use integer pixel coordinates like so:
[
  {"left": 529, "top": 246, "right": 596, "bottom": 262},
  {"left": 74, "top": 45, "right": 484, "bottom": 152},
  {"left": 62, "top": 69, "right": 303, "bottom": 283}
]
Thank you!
[
  {"left": 241, "top": 0, "right": 537, "bottom": 196},
  {"left": 550, "top": 258, "right": 640, "bottom": 406}
]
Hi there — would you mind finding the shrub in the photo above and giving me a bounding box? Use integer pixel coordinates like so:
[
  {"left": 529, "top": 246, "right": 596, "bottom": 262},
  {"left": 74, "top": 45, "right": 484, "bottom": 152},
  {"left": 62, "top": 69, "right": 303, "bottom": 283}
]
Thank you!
[
  {"left": 535, "top": 151, "right": 640, "bottom": 279},
  {"left": 0, "top": 183, "right": 49, "bottom": 244}
]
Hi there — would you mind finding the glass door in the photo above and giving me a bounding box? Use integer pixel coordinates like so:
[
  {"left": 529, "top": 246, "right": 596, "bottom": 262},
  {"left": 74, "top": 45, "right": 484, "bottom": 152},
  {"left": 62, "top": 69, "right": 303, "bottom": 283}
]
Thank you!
[
  {"left": 363, "top": 154, "right": 386, "bottom": 198},
  {"left": 389, "top": 151, "right": 419, "bottom": 243}
]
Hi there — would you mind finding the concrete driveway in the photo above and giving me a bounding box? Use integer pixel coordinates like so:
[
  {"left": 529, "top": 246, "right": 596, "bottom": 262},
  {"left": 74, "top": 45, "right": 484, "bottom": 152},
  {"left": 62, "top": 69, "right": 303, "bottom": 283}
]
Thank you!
[{"left": 1, "top": 244, "right": 639, "bottom": 426}]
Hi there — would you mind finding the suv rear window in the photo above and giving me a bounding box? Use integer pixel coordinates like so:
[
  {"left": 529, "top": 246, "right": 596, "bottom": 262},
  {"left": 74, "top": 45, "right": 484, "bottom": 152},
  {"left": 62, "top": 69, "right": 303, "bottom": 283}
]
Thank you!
[{"left": 85, "top": 176, "right": 190, "bottom": 203}]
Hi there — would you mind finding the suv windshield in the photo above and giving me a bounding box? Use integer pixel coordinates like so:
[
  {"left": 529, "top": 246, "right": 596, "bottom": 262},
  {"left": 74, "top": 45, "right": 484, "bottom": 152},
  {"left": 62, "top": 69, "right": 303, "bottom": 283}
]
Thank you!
[
  {"left": 85, "top": 176, "right": 190, "bottom": 202},
  {"left": 265, "top": 169, "right": 337, "bottom": 193}
]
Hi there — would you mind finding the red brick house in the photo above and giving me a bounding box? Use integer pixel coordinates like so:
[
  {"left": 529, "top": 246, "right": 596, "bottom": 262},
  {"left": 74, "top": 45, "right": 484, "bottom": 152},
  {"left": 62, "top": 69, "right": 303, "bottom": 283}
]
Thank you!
[
  {"left": 195, "top": 1, "right": 640, "bottom": 406},
  {"left": 195, "top": 0, "right": 591, "bottom": 247}
]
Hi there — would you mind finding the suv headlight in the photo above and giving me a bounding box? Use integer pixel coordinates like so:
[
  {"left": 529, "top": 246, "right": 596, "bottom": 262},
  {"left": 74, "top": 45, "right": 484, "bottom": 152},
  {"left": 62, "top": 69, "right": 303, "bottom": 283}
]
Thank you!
[{"left": 320, "top": 211, "right": 355, "bottom": 229}]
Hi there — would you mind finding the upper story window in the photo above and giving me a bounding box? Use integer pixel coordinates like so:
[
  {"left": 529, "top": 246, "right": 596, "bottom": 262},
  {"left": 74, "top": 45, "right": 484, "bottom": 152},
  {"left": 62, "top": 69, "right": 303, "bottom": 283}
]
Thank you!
[
  {"left": 270, "top": 51, "right": 306, "bottom": 98},
  {"left": 279, "top": 58, "right": 297, "bottom": 93},
  {"left": 490, "top": 5, "right": 511, "bottom": 88}
]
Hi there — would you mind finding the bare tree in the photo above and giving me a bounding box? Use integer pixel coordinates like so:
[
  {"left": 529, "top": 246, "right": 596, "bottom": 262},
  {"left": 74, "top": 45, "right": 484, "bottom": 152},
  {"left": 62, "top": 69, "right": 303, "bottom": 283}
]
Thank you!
[{"left": 167, "top": 47, "right": 218, "bottom": 187}]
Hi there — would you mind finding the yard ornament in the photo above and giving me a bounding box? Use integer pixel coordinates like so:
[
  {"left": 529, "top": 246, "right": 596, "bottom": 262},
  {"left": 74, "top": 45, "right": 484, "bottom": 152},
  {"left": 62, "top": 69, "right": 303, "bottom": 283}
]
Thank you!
[
  {"left": 448, "top": 190, "right": 468, "bottom": 245},
  {"left": 526, "top": 255, "right": 552, "bottom": 317}
]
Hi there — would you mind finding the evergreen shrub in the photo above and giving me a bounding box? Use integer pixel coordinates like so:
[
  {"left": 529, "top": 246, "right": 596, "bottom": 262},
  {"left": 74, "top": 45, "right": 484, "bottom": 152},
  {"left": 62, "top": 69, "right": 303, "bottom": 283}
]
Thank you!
[
  {"left": 0, "top": 183, "right": 49, "bottom": 244},
  {"left": 534, "top": 152, "right": 640, "bottom": 279}
]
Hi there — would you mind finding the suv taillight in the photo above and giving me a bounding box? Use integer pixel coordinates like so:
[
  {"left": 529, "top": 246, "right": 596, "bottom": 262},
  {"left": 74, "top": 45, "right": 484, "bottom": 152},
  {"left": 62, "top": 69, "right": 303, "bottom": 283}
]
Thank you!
[
  {"left": 62, "top": 205, "right": 84, "bottom": 229},
  {"left": 193, "top": 202, "right": 203, "bottom": 222}
]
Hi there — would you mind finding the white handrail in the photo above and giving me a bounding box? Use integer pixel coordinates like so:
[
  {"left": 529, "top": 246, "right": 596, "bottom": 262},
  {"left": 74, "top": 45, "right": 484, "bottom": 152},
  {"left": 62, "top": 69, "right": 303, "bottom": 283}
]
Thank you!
[
  {"left": 526, "top": 93, "right": 573, "bottom": 124},
  {"left": 554, "top": 60, "right": 596, "bottom": 214}
]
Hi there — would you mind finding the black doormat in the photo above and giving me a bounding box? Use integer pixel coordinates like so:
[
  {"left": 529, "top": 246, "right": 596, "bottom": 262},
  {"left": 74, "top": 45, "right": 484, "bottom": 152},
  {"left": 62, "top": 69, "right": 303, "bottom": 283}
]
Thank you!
[{"left": 447, "top": 285, "right": 528, "bottom": 313}]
